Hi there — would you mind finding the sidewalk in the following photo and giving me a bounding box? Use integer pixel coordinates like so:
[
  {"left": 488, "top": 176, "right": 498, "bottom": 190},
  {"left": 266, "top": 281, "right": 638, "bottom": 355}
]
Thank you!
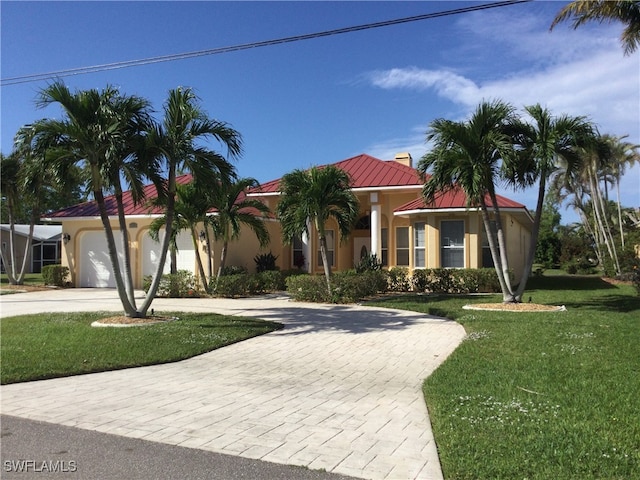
[{"left": 0, "top": 289, "right": 466, "bottom": 479}]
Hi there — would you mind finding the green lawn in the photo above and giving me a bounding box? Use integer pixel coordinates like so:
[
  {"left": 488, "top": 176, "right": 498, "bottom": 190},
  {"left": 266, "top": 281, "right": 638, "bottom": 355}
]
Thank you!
[
  {"left": 371, "top": 275, "right": 640, "bottom": 480},
  {"left": 1, "top": 273, "right": 45, "bottom": 286},
  {"left": 1, "top": 311, "right": 282, "bottom": 384}
]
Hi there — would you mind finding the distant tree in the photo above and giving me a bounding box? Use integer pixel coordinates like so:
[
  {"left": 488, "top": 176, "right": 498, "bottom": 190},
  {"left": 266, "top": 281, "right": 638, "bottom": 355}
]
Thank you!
[
  {"left": 534, "top": 199, "right": 562, "bottom": 268},
  {"left": 551, "top": 0, "right": 640, "bottom": 55},
  {"left": 276, "top": 166, "right": 359, "bottom": 293}
]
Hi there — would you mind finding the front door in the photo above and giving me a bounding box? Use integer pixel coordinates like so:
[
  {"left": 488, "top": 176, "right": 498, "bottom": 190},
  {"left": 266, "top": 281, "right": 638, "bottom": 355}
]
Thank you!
[{"left": 353, "top": 237, "right": 371, "bottom": 268}]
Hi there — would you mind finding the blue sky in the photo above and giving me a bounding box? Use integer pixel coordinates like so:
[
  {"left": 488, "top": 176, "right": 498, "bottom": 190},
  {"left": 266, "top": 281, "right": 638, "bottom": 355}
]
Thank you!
[{"left": 2, "top": 1, "right": 638, "bottom": 225}]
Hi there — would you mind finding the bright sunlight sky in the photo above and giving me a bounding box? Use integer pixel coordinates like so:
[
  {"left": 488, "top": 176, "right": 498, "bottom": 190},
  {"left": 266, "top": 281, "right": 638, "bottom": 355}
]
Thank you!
[{"left": 1, "top": 1, "right": 638, "bottom": 225}]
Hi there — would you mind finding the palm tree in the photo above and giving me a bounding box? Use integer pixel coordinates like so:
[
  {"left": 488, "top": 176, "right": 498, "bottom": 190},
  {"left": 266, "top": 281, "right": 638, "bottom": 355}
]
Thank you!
[
  {"left": 140, "top": 87, "right": 241, "bottom": 314},
  {"left": 551, "top": 0, "right": 640, "bottom": 55},
  {"left": 276, "top": 165, "right": 359, "bottom": 293},
  {"left": 148, "top": 181, "right": 216, "bottom": 292},
  {"left": 418, "top": 100, "right": 519, "bottom": 302},
  {"left": 599, "top": 135, "right": 640, "bottom": 247},
  {"left": 506, "top": 104, "right": 596, "bottom": 301},
  {"left": 0, "top": 151, "right": 25, "bottom": 284},
  {"left": 35, "top": 82, "right": 154, "bottom": 316},
  {"left": 209, "top": 177, "right": 271, "bottom": 281}
]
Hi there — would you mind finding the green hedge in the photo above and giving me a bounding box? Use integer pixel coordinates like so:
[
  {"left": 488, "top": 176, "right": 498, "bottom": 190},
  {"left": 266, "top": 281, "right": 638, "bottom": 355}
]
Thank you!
[
  {"left": 41, "top": 265, "right": 69, "bottom": 287},
  {"left": 411, "top": 268, "right": 503, "bottom": 294},
  {"left": 286, "top": 270, "right": 388, "bottom": 303},
  {"left": 143, "top": 270, "right": 199, "bottom": 298}
]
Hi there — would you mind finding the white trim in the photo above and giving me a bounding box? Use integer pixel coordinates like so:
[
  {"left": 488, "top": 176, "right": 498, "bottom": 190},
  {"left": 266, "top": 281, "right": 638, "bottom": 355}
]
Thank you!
[{"left": 395, "top": 206, "right": 532, "bottom": 220}]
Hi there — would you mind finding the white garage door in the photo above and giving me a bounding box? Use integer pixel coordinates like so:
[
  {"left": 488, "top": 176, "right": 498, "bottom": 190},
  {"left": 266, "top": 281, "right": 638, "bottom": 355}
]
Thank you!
[
  {"left": 141, "top": 229, "right": 197, "bottom": 279},
  {"left": 78, "top": 231, "right": 125, "bottom": 288}
]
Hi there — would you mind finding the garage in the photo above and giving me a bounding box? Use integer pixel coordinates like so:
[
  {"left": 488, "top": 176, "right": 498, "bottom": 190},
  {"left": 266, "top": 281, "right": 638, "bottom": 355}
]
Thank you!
[
  {"left": 78, "top": 231, "right": 125, "bottom": 288},
  {"left": 141, "top": 229, "right": 197, "bottom": 280}
]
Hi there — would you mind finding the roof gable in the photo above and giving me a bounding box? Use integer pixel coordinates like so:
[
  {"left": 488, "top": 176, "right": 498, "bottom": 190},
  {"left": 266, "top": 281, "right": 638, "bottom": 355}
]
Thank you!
[
  {"left": 252, "top": 154, "right": 422, "bottom": 194},
  {"left": 395, "top": 186, "right": 527, "bottom": 213},
  {"left": 45, "top": 175, "right": 193, "bottom": 219}
]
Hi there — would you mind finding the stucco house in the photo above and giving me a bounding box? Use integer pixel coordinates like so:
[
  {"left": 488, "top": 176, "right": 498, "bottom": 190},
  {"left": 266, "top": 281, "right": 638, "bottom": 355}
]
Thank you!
[
  {"left": 0, "top": 224, "right": 62, "bottom": 274},
  {"left": 44, "top": 153, "right": 533, "bottom": 288}
]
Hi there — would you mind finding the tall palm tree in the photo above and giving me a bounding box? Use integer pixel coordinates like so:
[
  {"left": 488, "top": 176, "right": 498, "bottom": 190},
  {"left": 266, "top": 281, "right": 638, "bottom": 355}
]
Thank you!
[
  {"left": 140, "top": 87, "right": 241, "bottom": 314},
  {"left": 35, "top": 82, "right": 154, "bottom": 316},
  {"left": 506, "top": 104, "right": 596, "bottom": 301},
  {"left": 276, "top": 165, "right": 359, "bottom": 293},
  {"left": 209, "top": 177, "right": 271, "bottom": 281},
  {"left": 599, "top": 135, "right": 640, "bottom": 247},
  {"left": 148, "top": 181, "right": 215, "bottom": 292},
  {"left": 418, "top": 100, "right": 519, "bottom": 302},
  {"left": 551, "top": 0, "right": 640, "bottom": 55}
]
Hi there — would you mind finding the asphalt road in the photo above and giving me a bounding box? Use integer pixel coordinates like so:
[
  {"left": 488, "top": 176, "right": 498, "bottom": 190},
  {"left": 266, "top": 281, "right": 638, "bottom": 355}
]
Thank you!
[{"left": 1, "top": 415, "right": 356, "bottom": 480}]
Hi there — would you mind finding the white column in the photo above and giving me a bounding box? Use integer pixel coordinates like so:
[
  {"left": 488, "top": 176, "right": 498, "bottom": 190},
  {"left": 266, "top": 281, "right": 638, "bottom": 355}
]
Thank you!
[
  {"left": 370, "top": 193, "right": 381, "bottom": 257},
  {"left": 302, "top": 229, "right": 311, "bottom": 273}
]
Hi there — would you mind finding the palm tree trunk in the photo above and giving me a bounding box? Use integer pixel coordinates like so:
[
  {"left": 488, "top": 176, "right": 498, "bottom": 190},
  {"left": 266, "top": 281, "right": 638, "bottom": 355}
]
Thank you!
[
  {"left": 190, "top": 226, "right": 209, "bottom": 293},
  {"left": 616, "top": 175, "right": 625, "bottom": 248},
  {"left": 140, "top": 169, "right": 177, "bottom": 317},
  {"left": 114, "top": 188, "right": 136, "bottom": 306},
  {"left": 589, "top": 169, "right": 620, "bottom": 274},
  {"left": 217, "top": 241, "right": 228, "bottom": 280},
  {"left": 204, "top": 227, "right": 214, "bottom": 282},
  {"left": 479, "top": 200, "right": 513, "bottom": 302},
  {"left": 515, "top": 177, "right": 546, "bottom": 301},
  {"left": 93, "top": 185, "right": 138, "bottom": 316},
  {"left": 318, "top": 235, "right": 332, "bottom": 294},
  {"left": 488, "top": 192, "right": 515, "bottom": 301}
]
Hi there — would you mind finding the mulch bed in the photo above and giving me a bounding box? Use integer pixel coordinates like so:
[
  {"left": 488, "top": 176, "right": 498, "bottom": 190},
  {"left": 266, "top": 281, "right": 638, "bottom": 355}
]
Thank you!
[{"left": 463, "top": 303, "right": 565, "bottom": 312}]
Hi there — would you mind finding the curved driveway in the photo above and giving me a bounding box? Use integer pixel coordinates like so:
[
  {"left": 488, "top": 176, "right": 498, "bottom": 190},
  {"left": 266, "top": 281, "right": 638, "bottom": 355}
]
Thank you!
[{"left": 0, "top": 289, "right": 465, "bottom": 480}]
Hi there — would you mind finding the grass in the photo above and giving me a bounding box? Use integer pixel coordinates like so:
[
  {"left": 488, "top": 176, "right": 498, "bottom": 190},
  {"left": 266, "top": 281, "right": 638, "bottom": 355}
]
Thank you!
[
  {"left": 1, "top": 273, "right": 45, "bottom": 286},
  {"left": 371, "top": 275, "right": 640, "bottom": 480},
  {"left": 1, "top": 311, "right": 282, "bottom": 384}
]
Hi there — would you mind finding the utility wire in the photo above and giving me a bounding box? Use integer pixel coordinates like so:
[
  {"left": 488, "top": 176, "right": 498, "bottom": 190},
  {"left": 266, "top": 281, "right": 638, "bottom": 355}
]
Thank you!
[{"left": 1, "top": 0, "right": 531, "bottom": 86}]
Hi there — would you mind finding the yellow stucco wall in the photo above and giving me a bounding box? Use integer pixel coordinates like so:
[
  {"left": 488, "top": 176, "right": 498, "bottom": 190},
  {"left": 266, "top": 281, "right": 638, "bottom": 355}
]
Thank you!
[{"left": 58, "top": 188, "right": 531, "bottom": 288}]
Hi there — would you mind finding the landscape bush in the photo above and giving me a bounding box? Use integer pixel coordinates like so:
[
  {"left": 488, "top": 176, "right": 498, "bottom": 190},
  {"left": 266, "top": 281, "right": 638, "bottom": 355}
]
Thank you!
[
  {"left": 143, "top": 270, "right": 199, "bottom": 298},
  {"left": 286, "top": 270, "right": 387, "bottom": 303},
  {"left": 41, "top": 265, "right": 69, "bottom": 287}
]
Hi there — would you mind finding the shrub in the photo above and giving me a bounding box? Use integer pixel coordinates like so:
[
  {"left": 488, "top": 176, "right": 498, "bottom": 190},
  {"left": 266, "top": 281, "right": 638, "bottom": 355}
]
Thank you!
[
  {"left": 256, "top": 270, "right": 285, "bottom": 292},
  {"left": 42, "top": 265, "right": 69, "bottom": 287},
  {"left": 220, "top": 265, "right": 248, "bottom": 276},
  {"left": 331, "top": 270, "right": 387, "bottom": 303},
  {"left": 144, "top": 270, "right": 199, "bottom": 298},
  {"left": 254, "top": 252, "right": 279, "bottom": 272},
  {"left": 388, "top": 267, "right": 410, "bottom": 292},
  {"left": 354, "top": 253, "right": 382, "bottom": 273},
  {"left": 286, "top": 270, "right": 387, "bottom": 304},
  {"left": 212, "top": 273, "right": 261, "bottom": 298},
  {"left": 286, "top": 274, "right": 330, "bottom": 302},
  {"left": 411, "top": 269, "right": 430, "bottom": 292}
]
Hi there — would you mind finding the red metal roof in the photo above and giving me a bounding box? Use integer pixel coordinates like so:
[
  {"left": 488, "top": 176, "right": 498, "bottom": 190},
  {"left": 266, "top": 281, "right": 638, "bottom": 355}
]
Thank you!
[
  {"left": 395, "top": 185, "right": 527, "bottom": 213},
  {"left": 46, "top": 174, "right": 194, "bottom": 218},
  {"left": 252, "top": 154, "right": 422, "bottom": 194}
]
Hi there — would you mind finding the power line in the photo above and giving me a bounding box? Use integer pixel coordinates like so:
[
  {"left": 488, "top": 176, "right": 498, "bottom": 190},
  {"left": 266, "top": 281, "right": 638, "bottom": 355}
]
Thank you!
[{"left": 1, "top": 0, "right": 531, "bottom": 87}]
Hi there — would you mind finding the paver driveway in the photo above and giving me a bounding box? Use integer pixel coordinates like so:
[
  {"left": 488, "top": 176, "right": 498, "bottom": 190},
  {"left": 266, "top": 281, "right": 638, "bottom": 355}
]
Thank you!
[{"left": 0, "top": 289, "right": 466, "bottom": 479}]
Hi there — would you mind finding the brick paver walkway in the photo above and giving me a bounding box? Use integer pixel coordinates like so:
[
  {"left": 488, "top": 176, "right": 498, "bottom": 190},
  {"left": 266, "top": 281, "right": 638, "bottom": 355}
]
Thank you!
[{"left": 0, "top": 290, "right": 465, "bottom": 479}]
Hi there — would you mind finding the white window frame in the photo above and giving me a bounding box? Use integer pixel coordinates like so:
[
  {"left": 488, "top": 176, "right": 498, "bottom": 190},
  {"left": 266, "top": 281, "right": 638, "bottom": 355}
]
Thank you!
[
  {"left": 414, "top": 222, "right": 426, "bottom": 268},
  {"left": 317, "top": 230, "right": 335, "bottom": 267},
  {"left": 396, "top": 227, "right": 409, "bottom": 266},
  {"left": 440, "top": 220, "right": 465, "bottom": 268}
]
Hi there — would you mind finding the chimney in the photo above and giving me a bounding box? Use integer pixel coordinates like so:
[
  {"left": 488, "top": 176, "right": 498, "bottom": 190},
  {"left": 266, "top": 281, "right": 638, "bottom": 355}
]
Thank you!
[{"left": 394, "top": 152, "right": 413, "bottom": 168}]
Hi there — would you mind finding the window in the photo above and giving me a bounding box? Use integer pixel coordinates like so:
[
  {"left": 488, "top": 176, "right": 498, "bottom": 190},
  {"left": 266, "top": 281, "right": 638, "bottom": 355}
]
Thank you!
[
  {"left": 317, "top": 230, "right": 335, "bottom": 267},
  {"left": 396, "top": 227, "right": 409, "bottom": 266},
  {"left": 31, "top": 242, "right": 60, "bottom": 274},
  {"left": 381, "top": 228, "right": 388, "bottom": 266},
  {"left": 293, "top": 236, "right": 305, "bottom": 269},
  {"left": 441, "top": 220, "right": 464, "bottom": 268},
  {"left": 414, "top": 222, "right": 426, "bottom": 268}
]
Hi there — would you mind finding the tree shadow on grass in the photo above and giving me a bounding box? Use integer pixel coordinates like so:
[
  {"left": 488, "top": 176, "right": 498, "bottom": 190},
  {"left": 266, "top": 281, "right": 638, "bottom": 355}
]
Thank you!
[
  {"left": 563, "top": 294, "right": 640, "bottom": 313},
  {"left": 526, "top": 275, "right": 617, "bottom": 291}
]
